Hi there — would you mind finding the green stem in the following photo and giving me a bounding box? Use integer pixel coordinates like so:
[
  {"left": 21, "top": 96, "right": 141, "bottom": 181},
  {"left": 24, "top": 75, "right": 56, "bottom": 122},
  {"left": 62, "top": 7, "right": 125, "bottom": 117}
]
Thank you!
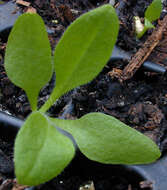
[
  {"left": 137, "top": 26, "right": 148, "bottom": 39},
  {"left": 26, "top": 90, "right": 38, "bottom": 111},
  {"left": 39, "top": 92, "right": 60, "bottom": 113}
]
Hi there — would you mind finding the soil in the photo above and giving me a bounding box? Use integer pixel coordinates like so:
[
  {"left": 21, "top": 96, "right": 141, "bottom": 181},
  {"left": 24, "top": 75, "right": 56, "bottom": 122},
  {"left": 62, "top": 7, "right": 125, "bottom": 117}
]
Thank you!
[{"left": 0, "top": 0, "right": 167, "bottom": 190}]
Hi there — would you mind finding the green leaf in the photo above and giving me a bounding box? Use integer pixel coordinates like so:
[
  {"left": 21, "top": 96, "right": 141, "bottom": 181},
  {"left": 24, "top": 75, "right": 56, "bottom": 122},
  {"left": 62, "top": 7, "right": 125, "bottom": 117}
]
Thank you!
[
  {"left": 145, "top": 0, "right": 162, "bottom": 23},
  {"left": 50, "top": 113, "right": 161, "bottom": 164},
  {"left": 14, "top": 112, "right": 75, "bottom": 186},
  {"left": 4, "top": 13, "right": 53, "bottom": 111},
  {"left": 40, "top": 5, "right": 119, "bottom": 112},
  {"left": 144, "top": 18, "right": 155, "bottom": 29}
]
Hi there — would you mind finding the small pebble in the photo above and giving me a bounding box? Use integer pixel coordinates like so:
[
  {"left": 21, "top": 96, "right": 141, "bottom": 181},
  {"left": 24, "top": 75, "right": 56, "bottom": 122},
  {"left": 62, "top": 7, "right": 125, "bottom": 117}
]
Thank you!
[{"left": 79, "top": 181, "right": 95, "bottom": 190}]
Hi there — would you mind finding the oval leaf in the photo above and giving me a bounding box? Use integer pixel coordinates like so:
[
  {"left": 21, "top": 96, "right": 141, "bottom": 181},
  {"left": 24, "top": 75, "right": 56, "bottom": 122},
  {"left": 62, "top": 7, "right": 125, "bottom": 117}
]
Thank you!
[
  {"left": 145, "top": 0, "right": 162, "bottom": 23},
  {"left": 14, "top": 112, "right": 75, "bottom": 186},
  {"left": 50, "top": 113, "right": 161, "bottom": 164},
  {"left": 5, "top": 13, "right": 53, "bottom": 110},
  {"left": 41, "top": 5, "right": 119, "bottom": 112}
]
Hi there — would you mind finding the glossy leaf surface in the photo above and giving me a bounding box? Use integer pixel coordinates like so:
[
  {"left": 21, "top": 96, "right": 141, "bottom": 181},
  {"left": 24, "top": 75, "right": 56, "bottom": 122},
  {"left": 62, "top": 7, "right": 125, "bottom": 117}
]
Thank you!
[
  {"left": 40, "top": 4, "right": 119, "bottom": 112},
  {"left": 50, "top": 113, "right": 161, "bottom": 164},
  {"left": 145, "top": 0, "right": 162, "bottom": 22},
  {"left": 14, "top": 112, "right": 75, "bottom": 186},
  {"left": 5, "top": 13, "right": 53, "bottom": 110}
]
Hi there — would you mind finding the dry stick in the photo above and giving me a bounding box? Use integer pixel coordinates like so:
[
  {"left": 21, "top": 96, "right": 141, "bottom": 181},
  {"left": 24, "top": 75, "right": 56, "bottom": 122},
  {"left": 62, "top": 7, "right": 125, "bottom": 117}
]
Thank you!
[{"left": 115, "top": 15, "right": 167, "bottom": 82}]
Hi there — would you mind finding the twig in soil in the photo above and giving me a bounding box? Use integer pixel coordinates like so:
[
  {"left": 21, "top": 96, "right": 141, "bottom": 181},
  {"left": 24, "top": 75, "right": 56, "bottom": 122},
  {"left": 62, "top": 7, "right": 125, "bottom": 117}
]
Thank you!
[
  {"left": 0, "top": 179, "right": 13, "bottom": 190},
  {"left": 12, "top": 181, "right": 28, "bottom": 190},
  {"left": 110, "top": 15, "right": 167, "bottom": 82},
  {"left": 16, "top": 0, "right": 30, "bottom": 7},
  {"left": 25, "top": 7, "right": 37, "bottom": 14}
]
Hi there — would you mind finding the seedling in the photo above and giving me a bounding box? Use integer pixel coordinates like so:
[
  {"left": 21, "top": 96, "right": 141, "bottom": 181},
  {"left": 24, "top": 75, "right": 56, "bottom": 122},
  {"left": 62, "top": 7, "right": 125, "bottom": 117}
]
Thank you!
[
  {"left": 134, "top": 0, "right": 162, "bottom": 38},
  {"left": 4, "top": 5, "right": 161, "bottom": 186}
]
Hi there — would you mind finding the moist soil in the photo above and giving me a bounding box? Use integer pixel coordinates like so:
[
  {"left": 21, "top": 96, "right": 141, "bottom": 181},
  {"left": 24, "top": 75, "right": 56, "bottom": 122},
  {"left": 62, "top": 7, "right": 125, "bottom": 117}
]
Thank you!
[{"left": 0, "top": 0, "right": 167, "bottom": 189}]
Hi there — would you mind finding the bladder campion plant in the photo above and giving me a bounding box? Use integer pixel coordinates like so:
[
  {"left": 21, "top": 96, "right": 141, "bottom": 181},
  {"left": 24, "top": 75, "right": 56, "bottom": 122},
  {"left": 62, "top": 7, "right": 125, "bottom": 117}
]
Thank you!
[
  {"left": 134, "top": 0, "right": 162, "bottom": 38},
  {"left": 4, "top": 4, "right": 161, "bottom": 186}
]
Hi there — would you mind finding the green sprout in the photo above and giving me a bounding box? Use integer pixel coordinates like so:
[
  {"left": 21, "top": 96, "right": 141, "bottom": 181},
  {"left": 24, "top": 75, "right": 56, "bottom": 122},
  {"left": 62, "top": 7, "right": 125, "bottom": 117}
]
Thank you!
[
  {"left": 4, "top": 5, "right": 161, "bottom": 186},
  {"left": 135, "top": 0, "right": 162, "bottom": 38}
]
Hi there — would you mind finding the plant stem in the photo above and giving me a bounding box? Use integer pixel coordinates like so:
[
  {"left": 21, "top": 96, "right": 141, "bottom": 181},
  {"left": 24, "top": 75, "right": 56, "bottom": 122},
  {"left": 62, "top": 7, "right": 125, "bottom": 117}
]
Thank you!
[
  {"left": 39, "top": 91, "right": 60, "bottom": 113},
  {"left": 137, "top": 26, "right": 148, "bottom": 38}
]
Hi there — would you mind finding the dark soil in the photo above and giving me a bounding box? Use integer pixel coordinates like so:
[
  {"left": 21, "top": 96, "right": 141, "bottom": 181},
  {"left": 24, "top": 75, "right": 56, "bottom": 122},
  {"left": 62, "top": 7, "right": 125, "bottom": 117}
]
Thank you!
[
  {"left": 0, "top": 0, "right": 167, "bottom": 189},
  {"left": 34, "top": 152, "right": 150, "bottom": 190}
]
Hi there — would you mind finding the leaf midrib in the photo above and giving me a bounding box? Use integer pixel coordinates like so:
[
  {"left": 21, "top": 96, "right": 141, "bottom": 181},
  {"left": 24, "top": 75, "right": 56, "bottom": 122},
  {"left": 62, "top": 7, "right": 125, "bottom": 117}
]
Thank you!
[
  {"left": 25, "top": 113, "right": 48, "bottom": 180},
  {"left": 54, "top": 16, "right": 106, "bottom": 99}
]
